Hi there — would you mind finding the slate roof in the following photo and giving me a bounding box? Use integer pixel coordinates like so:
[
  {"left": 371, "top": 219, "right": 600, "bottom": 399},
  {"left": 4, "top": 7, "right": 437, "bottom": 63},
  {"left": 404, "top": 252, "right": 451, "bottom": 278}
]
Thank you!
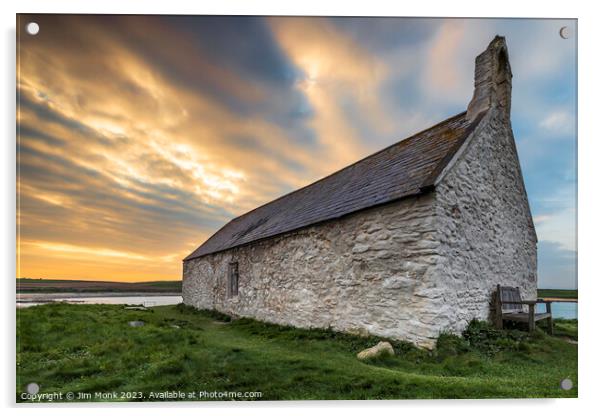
[{"left": 185, "top": 111, "right": 483, "bottom": 261}]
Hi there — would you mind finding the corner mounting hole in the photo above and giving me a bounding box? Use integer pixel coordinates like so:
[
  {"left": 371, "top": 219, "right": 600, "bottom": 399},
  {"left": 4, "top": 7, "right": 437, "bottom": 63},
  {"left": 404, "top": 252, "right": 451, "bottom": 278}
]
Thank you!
[
  {"left": 26, "top": 22, "right": 39, "bottom": 36},
  {"left": 560, "top": 378, "right": 573, "bottom": 390},
  {"left": 559, "top": 26, "right": 571, "bottom": 39}
]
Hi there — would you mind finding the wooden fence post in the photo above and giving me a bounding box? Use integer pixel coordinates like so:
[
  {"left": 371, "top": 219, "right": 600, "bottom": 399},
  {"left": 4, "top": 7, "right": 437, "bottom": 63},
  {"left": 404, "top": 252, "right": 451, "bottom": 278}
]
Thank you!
[{"left": 528, "top": 304, "right": 535, "bottom": 332}]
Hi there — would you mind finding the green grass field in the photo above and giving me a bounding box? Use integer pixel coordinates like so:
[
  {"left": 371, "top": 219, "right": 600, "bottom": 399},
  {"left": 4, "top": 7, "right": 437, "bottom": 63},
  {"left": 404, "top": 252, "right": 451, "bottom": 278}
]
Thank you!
[{"left": 16, "top": 303, "right": 577, "bottom": 402}]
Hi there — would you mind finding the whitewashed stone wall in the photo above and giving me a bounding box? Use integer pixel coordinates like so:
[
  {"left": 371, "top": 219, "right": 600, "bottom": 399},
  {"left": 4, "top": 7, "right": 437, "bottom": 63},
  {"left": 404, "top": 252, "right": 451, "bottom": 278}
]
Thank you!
[
  {"left": 184, "top": 192, "right": 449, "bottom": 347},
  {"left": 434, "top": 108, "right": 538, "bottom": 334},
  {"left": 183, "top": 107, "right": 537, "bottom": 348}
]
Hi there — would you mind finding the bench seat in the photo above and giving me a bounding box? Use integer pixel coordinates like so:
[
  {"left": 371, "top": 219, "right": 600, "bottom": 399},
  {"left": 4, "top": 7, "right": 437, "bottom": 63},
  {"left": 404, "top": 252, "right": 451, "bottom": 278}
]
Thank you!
[
  {"left": 494, "top": 285, "right": 553, "bottom": 334},
  {"left": 502, "top": 312, "right": 551, "bottom": 323}
]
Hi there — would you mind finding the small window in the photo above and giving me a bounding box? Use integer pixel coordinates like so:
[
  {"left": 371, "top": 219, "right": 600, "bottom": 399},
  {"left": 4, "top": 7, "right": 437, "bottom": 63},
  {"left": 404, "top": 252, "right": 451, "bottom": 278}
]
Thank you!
[{"left": 228, "top": 262, "right": 239, "bottom": 298}]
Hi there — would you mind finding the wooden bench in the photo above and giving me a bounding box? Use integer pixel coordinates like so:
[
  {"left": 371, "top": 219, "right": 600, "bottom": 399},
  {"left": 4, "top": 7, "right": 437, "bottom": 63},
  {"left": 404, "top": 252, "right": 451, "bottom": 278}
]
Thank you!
[{"left": 494, "top": 285, "right": 553, "bottom": 334}]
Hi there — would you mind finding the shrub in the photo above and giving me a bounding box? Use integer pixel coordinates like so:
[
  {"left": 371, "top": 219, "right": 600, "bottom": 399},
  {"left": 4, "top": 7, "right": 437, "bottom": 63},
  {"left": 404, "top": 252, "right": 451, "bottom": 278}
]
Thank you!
[
  {"left": 460, "top": 320, "right": 528, "bottom": 356},
  {"left": 436, "top": 333, "right": 471, "bottom": 358}
]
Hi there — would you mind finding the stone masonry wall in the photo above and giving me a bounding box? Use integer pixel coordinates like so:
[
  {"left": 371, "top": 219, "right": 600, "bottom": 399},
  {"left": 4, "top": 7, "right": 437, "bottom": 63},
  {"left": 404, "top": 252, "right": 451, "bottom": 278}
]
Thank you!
[
  {"left": 183, "top": 108, "right": 537, "bottom": 347},
  {"left": 184, "top": 192, "right": 450, "bottom": 347},
  {"left": 433, "top": 108, "right": 538, "bottom": 334}
]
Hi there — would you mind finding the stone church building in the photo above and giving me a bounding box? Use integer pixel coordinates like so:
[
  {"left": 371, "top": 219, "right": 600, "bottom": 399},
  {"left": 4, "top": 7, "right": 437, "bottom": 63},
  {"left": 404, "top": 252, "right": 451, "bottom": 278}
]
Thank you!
[{"left": 183, "top": 36, "right": 537, "bottom": 347}]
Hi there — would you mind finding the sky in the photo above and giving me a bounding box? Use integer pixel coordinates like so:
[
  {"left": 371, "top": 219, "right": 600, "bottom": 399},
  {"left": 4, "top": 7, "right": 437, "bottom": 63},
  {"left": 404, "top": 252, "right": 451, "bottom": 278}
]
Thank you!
[{"left": 16, "top": 15, "right": 577, "bottom": 288}]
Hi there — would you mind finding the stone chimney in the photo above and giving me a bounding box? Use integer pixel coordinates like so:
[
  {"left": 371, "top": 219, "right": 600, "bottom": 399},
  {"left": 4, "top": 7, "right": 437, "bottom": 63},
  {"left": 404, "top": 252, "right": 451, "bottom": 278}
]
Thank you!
[{"left": 466, "top": 36, "right": 512, "bottom": 122}]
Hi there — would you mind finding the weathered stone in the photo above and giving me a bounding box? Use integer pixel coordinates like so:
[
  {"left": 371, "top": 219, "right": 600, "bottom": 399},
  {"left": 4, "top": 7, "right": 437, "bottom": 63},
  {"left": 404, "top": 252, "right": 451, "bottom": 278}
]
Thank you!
[
  {"left": 356, "top": 341, "right": 395, "bottom": 360},
  {"left": 467, "top": 36, "right": 512, "bottom": 122},
  {"left": 351, "top": 244, "right": 370, "bottom": 254},
  {"left": 434, "top": 107, "right": 537, "bottom": 334}
]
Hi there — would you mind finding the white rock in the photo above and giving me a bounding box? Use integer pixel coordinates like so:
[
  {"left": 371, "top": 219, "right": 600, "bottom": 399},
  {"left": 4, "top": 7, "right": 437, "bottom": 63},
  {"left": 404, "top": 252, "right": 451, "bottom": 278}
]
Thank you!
[{"left": 356, "top": 341, "right": 395, "bottom": 360}]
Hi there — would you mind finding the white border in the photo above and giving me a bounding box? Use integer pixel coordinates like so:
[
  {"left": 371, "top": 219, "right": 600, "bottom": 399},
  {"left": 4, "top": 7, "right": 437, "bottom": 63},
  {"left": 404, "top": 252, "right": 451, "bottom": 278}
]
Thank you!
[{"left": 2, "top": 1, "right": 600, "bottom": 415}]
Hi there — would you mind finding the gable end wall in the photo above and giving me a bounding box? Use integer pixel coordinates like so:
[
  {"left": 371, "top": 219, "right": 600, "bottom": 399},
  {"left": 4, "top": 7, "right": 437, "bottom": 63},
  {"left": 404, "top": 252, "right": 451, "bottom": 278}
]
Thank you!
[{"left": 433, "top": 108, "right": 538, "bottom": 334}]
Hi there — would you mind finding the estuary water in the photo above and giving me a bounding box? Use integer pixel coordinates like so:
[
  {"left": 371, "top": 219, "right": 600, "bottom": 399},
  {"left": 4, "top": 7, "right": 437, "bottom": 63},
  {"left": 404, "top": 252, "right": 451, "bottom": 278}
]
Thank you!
[
  {"left": 16, "top": 292, "right": 183, "bottom": 308},
  {"left": 536, "top": 301, "right": 577, "bottom": 320}
]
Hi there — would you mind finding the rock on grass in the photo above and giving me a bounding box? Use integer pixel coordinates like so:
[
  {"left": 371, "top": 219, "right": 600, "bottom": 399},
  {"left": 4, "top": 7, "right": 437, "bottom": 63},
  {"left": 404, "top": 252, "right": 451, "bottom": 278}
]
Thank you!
[{"left": 356, "top": 341, "right": 395, "bottom": 360}]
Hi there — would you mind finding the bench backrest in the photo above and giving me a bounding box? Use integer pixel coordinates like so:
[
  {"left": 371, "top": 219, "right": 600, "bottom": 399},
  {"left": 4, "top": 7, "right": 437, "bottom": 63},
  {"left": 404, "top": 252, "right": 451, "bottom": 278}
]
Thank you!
[{"left": 498, "top": 285, "right": 524, "bottom": 313}]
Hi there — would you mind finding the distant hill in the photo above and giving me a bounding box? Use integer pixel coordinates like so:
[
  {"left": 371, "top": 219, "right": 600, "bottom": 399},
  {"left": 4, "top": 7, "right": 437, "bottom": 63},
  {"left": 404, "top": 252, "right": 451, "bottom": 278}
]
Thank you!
[
  {"left": 537, "top": 289, "right": 577, "bottom": 299},
  {"left": 17, "top": 278, "right": 182, "bottom": 293}
]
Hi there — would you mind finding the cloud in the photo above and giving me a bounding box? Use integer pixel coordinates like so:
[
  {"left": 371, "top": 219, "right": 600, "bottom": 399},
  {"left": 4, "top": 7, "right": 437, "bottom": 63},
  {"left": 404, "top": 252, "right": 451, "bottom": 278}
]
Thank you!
[
  {"left": 537, "top": 241, "right": 577, "bottom": 289},
  {"left": 531, "top": 184, "right": 576, "bottom": 252},
  {"left": 424, "top": 20, "right": 467, "bottom": 98},
  {"left": 268, "top": 17, "right": 393, "bottom": 168},
  {"left": 539, "top": 110, "right": 576, "bottom": 136},
  {"left": 17, "top": 15, "right": 321, "bottom": 280},
  {"left": 419, "top": 19, "right": 495, "bottom": 110},
  {"left": 506, "top": 19, "right": 577, "bottom": 82},
  {"left": 533, "top": 215, "right": 553, "bottom": 225},
  {"left": 534, "top": 207, "right": 577, "bottom": 252},
  {"left": 22, "top": 241, "right": 160, "bottom": 262},
  {"left": 19, "top": 15, "right": 409, "bottom": 281}
]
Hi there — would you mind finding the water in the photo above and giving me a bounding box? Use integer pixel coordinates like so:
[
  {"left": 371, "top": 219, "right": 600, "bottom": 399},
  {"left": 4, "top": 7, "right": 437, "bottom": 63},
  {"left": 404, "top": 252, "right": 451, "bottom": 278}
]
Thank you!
[
  {"left": 536, "top": 301, "right": 578, "bottom": 320},
  {"left": 16, "top": 293, "right": 182, "bottom": 308},
  {"left": 16, "top": 293, "right": 578, "bottom": 320}
]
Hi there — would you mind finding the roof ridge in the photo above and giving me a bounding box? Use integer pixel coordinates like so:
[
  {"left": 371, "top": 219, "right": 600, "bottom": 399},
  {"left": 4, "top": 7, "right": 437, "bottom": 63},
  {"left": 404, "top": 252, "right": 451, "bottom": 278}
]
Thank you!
[
  {"left": 184, "top": 110, "right": 473, "bottom": 261},
  {"left": 419, "top": 111, "right": 486, "bottom": 191},
  {"left": 227, "top": 110, "right": 467, "bottom": 225}
]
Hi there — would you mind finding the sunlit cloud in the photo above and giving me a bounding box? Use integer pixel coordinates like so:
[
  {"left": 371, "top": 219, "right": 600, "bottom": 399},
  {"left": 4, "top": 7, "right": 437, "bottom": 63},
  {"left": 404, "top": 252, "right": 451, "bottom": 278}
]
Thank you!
[
  {"left": 24, "top": 241, "right": 153, "bottom": 262},
  {"left": 424, "top": 20, "right": 467, "bottom": 95},
  {"left": 269, "top": 17, "right": 392, "bottom": 168}
]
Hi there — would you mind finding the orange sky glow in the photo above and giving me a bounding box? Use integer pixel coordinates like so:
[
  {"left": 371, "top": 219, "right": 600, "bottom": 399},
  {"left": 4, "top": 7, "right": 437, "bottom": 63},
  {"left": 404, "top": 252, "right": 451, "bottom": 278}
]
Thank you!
[{"left": 17, "top": 15, "right": 389, "bottom": 282}]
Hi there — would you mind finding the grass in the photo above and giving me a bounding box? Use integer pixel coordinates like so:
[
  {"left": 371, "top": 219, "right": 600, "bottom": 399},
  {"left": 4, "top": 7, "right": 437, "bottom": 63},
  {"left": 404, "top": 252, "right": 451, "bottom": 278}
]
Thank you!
[
  {"left": 537, "top": 289, "right": 578, "bottom": 299},
  {"left": 553, "top": 319, "right": 578, "bottom": 340},
  {"left": 16, "top": 303, "right": 577, "bottom": 402}
]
